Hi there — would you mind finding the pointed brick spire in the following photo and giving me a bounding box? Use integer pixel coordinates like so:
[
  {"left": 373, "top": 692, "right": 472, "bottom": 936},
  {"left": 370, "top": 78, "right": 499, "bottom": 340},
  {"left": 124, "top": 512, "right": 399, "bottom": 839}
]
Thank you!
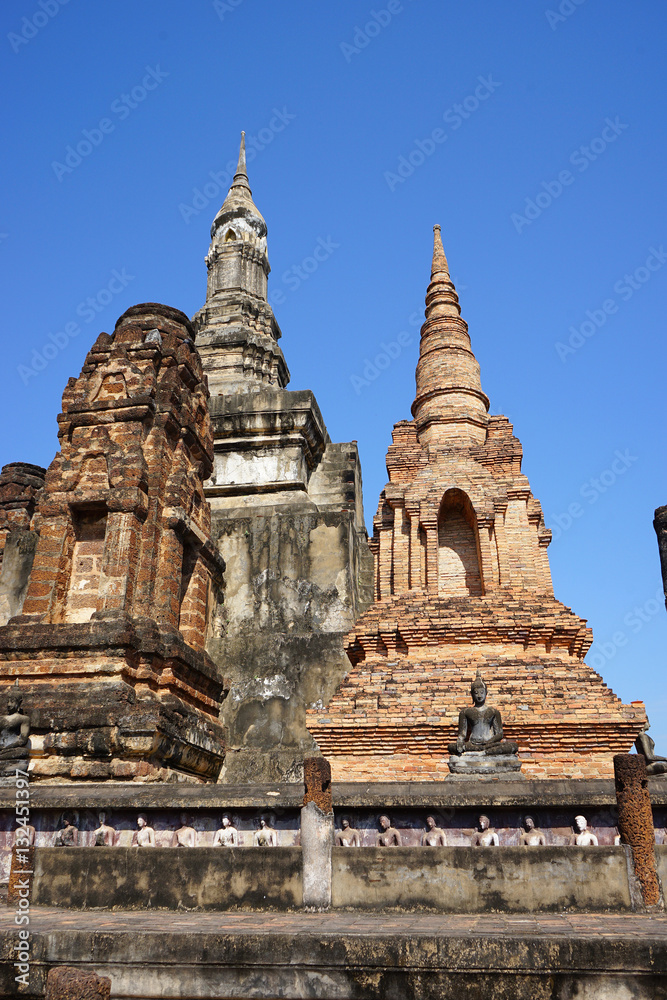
[{"left": 412, "top": 226, "right": 489, "bottom": 446}]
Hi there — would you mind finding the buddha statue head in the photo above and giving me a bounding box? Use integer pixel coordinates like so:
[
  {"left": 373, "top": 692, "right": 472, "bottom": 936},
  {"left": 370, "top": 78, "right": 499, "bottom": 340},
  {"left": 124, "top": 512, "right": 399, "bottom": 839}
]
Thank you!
[{"left": 471, "top": 670, "right": 487, "bottom": 706}]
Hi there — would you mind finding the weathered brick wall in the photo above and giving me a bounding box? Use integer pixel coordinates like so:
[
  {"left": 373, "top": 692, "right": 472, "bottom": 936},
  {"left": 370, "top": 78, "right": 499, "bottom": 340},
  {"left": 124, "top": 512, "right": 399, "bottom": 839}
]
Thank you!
[{"left": 20, "top": 303, "right": 220, "bottom": 642}]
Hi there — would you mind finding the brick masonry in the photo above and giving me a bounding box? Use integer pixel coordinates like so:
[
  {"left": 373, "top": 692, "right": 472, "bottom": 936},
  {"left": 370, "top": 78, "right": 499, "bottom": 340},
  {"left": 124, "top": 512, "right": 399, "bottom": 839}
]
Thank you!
[
  {"left": 45, "top": 966, "right": 111, "bottom": 1000},
  {"left": 307, "top": 228, "right": 647, "bottom": 780},
  {"left": 0, "top": 304, "right": 228, "bottom": 782}
]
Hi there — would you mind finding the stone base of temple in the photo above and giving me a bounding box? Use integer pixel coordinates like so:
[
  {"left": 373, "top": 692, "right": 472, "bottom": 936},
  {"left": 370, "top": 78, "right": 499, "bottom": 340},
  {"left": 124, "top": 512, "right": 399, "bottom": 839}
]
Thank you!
[
  {"left": 0, "top": 618, "right": 227, "bottom": 782},
  {"left": 3, "top": 907, "right": 667, "bottom": 999},
  {"left": 448, "top": 750, "right": 524, "bottom": 777},
  {"left": 1, "top": 776, "right": 667, "bottom": 996}
]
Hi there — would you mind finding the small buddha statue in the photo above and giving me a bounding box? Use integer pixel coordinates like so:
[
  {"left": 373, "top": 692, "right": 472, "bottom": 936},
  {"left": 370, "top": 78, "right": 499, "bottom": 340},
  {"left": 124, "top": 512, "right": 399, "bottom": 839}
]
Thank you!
[
  {"left": 0, "top": 683, "right": 30, "bottom": 776},
  {"left": 448, "top": 672, "right": 520, "bottom": 775},
  {"left": 570, "top": 815, "right": 598, "bottom": 846},
  {"left": 376, "top": 815, "right": 401, "bottom": 847},
  {"left": 421, "top": 816, "right": 447, "bottom": 846},
  {"left": 213, "top": 814, "right": 239, "bottom": 847},
  {"left": 93, "top": 810, "right": 116, "bottom": 847},
  {"left": 336, "top": 817, "right": 362, "bottom": 847},
  {"left": 635, "top": 721, "right": 667, "bottom": 776},
  {"left": 471, "top": 814, "right": 499, "bottom": 847},
  {"left": 54, "top": 812, "right": 78, "bottom": 847},
  {"left": 520, "top": 815, "right": 546, "bottom": 846},
  {"left": 133, "top": 813, "right": 156, "bottom": 847},
  {"left": 253, "top": 817, "right": 277, "bottom": 846},
  {"left": 172, "top": 812, "right": 197, "bottom": 848}
]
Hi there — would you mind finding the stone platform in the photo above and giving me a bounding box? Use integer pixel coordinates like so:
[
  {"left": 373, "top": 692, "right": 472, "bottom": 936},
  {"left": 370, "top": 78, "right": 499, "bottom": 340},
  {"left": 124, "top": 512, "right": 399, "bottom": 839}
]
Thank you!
[{"left": 2, "top": 906, "right": 667, "bottom": 999}]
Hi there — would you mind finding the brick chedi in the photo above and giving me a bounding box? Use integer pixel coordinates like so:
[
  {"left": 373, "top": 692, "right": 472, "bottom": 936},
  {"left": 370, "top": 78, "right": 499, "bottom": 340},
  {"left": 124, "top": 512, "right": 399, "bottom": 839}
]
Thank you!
[
  {"left": 194, "top": 136, "right": 373, "bottom": 784},
  {"left": 0, "top": 304, "right": 227, "bottom": 782},
  {"left": 307, "top": 227, "right": 646, "bottom": 780}
]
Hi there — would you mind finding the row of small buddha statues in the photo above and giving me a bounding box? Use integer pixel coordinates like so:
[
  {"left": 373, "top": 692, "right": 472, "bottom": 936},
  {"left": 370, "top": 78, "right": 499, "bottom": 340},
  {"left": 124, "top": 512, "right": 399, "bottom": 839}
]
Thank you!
[
  {"left": 19, "top": 812, "right": 278, "bottom": 848},
  {"left": 338, "top": 814, "right": 605, "bottom": 847},
  {"left": 20, "top": 811, "right": 608, "bottom": 848}
]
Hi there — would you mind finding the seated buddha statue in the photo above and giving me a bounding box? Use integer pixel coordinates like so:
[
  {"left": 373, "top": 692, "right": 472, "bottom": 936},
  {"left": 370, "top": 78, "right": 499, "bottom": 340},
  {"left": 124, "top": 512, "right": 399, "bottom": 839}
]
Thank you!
[
  {"left": 448, "top": 671, "right": 521, "bottom": 775},
  {"left": 635, "top": 721, "right": 667, "bottom": 776}
]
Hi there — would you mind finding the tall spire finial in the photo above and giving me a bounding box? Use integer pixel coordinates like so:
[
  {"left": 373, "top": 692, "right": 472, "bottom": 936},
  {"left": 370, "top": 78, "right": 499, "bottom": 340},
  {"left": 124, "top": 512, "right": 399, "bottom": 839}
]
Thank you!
[
  {"left": 231, "top": 131, "right": 251, "bottom": 193},
  {"left": 432, "top": 224, "right": 450, "bottom": 277},
  {"left": 209, "top": 131, "right": 266, "bottom": 240},
  {"left": 428, "top": 225, "right": 457, "bottom": 312}
]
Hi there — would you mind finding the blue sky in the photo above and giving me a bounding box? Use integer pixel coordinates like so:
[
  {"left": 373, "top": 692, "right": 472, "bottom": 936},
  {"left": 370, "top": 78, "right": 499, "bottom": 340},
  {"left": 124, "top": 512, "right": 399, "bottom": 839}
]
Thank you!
[{"left": 2, "top": 1, "right": 666, "bottom": 742}]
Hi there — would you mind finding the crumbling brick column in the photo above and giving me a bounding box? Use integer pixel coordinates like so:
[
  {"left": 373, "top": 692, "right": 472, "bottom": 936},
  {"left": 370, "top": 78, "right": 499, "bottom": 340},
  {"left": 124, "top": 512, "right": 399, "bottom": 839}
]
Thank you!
[
  {"left": 304, "top": 755, "right": 332, "bottom": 812},
  {"left": 46, "top": 967, "right": 111, "bottom": 1000},
  {"left": 614, "top": 753, "right": 661, "bottom": 907},
  {"left": 301, "top": 755, "right": 333, "bottom": 909}
]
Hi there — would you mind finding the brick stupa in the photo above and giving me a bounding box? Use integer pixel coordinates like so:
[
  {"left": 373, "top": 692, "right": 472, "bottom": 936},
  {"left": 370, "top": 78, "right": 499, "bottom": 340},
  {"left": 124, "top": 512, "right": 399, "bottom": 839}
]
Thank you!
[
  {"left": 0, "top": 305, "right": 228, "bottom": 782},
  {"left": 307, "top": 227, "right": 646, "bottom": 780}
]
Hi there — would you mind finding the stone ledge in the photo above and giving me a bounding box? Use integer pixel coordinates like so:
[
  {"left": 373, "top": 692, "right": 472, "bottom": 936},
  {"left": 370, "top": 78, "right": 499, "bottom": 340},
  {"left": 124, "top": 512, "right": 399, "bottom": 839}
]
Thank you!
[
  {"left": 331, "top": 779, "right": 622, "bottom": 807},
  {"left": 5, "top": 777, "right": 667, "bottom": 809},
  {"left": 2, "top": 907, "right": 667, "bottom": 999},
  {"left": 0, "top": 782, "right": 306, "bottom": 810}
]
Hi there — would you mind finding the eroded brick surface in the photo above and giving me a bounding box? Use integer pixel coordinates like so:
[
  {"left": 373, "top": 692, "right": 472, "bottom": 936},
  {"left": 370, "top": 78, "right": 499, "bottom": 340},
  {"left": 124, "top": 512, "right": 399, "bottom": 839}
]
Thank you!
[
  {"left": 303, "top": 755, "right": 332, "bottom": 813},
  {"left": 46, "top": 966, "right": 111, "bottom": 1000}
]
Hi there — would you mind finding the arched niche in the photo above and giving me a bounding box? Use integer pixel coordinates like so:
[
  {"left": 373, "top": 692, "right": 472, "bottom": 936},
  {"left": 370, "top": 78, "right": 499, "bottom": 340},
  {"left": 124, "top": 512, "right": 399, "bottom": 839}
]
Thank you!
[{"left": 437, "top": 488, "right": 483, "bottom": 596}]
